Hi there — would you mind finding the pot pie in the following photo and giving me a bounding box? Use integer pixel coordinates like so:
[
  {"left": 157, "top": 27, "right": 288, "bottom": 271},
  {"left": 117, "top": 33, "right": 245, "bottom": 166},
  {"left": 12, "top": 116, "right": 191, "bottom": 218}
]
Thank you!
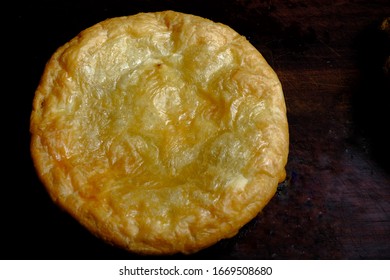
[{"left": 30, "top": 10, "right": 289, "bottom": 255}]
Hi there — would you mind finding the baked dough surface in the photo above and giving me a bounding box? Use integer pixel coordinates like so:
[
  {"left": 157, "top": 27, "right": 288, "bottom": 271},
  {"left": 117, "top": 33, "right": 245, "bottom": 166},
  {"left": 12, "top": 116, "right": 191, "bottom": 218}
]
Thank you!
[{"left": 30, "top": 10, "right": 289, "bottom": 254}]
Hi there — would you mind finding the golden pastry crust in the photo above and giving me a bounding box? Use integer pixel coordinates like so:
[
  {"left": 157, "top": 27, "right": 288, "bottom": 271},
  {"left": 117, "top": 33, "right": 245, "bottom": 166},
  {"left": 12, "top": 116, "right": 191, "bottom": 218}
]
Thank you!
[{"left": 30, "top": 10, "right": 289, "bottom": 255}]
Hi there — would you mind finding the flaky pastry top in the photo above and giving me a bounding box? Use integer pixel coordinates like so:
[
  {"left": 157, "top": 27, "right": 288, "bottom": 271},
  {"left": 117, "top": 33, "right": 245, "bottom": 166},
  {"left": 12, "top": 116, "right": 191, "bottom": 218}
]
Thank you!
[{"left": 30, "top": 11, "right": 289, "bottom": 254}]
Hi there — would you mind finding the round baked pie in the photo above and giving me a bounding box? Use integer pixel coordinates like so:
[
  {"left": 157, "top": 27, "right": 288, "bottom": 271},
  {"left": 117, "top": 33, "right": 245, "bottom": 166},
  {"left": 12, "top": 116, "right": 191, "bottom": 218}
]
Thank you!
[{"left": 30, "top": 10, "right": 289, "bottom": 255}]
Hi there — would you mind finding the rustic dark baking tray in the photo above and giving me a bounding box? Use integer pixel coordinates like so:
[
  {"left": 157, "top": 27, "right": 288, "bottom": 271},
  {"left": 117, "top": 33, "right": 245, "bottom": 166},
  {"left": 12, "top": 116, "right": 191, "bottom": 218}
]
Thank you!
[{"left": 7, "top": 0, "right": 390, "bottom": 260}]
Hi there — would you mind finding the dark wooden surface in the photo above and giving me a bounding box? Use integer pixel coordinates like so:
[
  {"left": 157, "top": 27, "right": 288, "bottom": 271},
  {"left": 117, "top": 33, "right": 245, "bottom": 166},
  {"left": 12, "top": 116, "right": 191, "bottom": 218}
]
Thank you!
[{"left": 7, "top": 0, "right": 390, "bottom": 259}]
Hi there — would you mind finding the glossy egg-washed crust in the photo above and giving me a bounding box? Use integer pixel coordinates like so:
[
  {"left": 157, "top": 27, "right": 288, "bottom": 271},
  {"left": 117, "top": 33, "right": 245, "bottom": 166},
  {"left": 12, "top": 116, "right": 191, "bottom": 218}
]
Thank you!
[{"left": 30, "top": 11, "right": 289, "bottom": 255}]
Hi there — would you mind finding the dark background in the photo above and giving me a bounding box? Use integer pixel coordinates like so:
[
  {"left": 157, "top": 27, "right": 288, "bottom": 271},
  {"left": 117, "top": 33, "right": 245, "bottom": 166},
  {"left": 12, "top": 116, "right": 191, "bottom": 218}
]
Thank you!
[{"left": 6, "top": 0, "right": 390, "bottom": 259}]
